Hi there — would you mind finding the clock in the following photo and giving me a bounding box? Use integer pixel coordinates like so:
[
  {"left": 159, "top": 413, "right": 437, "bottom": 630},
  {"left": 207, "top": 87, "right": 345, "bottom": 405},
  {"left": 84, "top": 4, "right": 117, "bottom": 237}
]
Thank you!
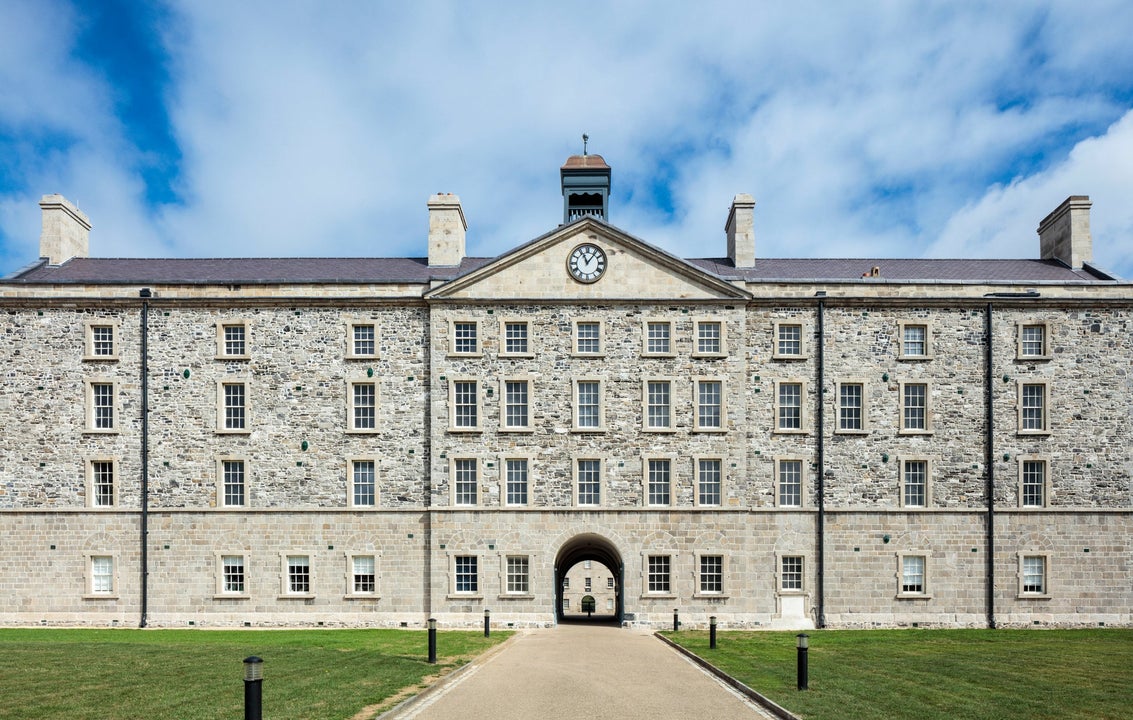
[{"left": 567, "top": 243, "right": 607, "bottom": 283}]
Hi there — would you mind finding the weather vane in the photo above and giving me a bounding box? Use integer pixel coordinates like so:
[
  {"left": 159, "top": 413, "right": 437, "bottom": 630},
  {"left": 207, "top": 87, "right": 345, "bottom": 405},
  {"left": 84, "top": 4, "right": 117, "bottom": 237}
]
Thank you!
[{"left": 582, "top": 133, "right": 589, "bottom": 155}]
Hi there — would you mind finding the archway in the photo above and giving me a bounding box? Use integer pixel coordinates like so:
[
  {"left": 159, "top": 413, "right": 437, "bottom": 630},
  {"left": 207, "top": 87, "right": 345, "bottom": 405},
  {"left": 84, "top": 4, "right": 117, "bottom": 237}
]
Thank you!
[{"left": 554, "top": 533, "right": 623, "bottom": 623}]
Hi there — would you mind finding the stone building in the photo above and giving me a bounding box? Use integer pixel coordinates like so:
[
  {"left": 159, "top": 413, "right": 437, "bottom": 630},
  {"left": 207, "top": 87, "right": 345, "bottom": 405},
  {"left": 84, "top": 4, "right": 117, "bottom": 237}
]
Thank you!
[{"left": 1, "top": 155, "right": 1130, "bottom": 630}]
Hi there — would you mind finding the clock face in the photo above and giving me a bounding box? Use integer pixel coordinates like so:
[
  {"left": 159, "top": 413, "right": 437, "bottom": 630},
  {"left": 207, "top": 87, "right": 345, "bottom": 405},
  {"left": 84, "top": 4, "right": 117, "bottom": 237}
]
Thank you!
[{"left": 567, "top": 243, "right": 607, "bottom": 283}]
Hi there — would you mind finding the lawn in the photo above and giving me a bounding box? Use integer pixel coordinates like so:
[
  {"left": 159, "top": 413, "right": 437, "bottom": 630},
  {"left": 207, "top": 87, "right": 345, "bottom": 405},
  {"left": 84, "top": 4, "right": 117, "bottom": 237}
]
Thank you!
[
  {"left": 0, "top": 628, "right": 510, "bottom": 720},
  {"left": 662, "top": 628, "right": 1133, "bottom": 720}
]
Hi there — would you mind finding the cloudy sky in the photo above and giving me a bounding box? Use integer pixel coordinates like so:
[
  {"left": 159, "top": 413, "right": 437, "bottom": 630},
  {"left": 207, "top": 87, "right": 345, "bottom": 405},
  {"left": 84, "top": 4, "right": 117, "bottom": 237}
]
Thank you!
[{"left": 2, "top": 0, "right": 1132, "bottom": 278}]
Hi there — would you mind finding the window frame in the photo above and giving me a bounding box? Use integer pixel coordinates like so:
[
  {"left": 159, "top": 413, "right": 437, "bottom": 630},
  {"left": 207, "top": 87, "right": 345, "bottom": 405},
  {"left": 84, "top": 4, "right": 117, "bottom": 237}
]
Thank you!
[
  {"left": 572, "top": 377, "right": 606, "bottom": 432},
  {"left": 897, "top": 321, "right": 933, "bottom": 360},
  {"left": 773, "top": 379, "right": 808, "bottom": 434},
  {"left": 214, "top": 553, "right": 249, "bottom": 598},
  {"left": 448, "top": 378, "right": 482, "bottom": 432},
  {"left": 501, "top": 554, "right": 532, "bottom": 597},
  {"left": 347, "top": 456, "right": 378, "bottom": 508},
  {"left": 84, "top": 378, "right": 120, "bottom": 434},
  {"left": 500, "top": 456, "right": 532, "bottom": 507},
  {"left": 571, "top": 319, "right": 604, "bottom": 357},
  {"left": 896, "top": 553, "right": 931, "bottom": 599},
  {"left": 694, "top": 457, "right": 724, "bottom": 507},
  {"left": 1018, "top": 455, "right": 1051, "bottom": 508},
  {"left": 692, "top": 318, "right": 727, "bottom": 358},
  {"left": 215, "top": 379, "right": 251, "bottom": 434},
  {"left": 84, "top": 553, "right": 118, "bottom": 599},
  {"left": 450, "top": 457, "right": 480, "bottom": 507},
  {"left": 573, "top": 457, "right": 604, "bottom": 507},
  {"left": 499, "top": 318, "right": 534, "bottom": 358},
  {"left": 499, "top": 376, "right": 534, "bottom": 432},
  {"left": 345, "top": 552, "right": 380, "bottom": 599},
  {"left": 778, "top": 554, "right": 805, "bottom": 594},
  {"left": 642, "top": 456, "right": 674, "bottom": 507},
  {"left": 694, "top": 377, "right": 727, "bottom": 432},
  {"left": 450, "top": 553, "right": 482, "bottom": 598},
  {"left": 1017, "top": 380, "right": 1051, "bottom": 435},
  {"left": 83, "top": 320, "right": 120, "bottom": 361},
  {"left": 215, "top": 320, "right": 251, "bottom": 360},
  {"left": 643, "top": 553, "right": 675, "bottom": 597},
  {"left": 216, "top": 456, "right": 248, "bottom": 508},
  {"left": 448, "top": 319, "right": 482, "bottom": 357},
  {"left": 345, "top": 319, "right": 379, "bottom": 360},
  {"left": 280, "top": 553, "right": 314, "bottom": 598},
  {"left": 86, "top": 456, "right": 119, "bottom": 508},
  {"left": 1017, "top": 552, "right": 1052, "bottom": 599},
  {"left": 834, "top": 380, "right": 869, "bottom": 434},
  {"left": 642, "top": 378, "right": 676, "bottom": 432},
  {"left": 772, "top": 321, "right": 807, "bottom": 360},
  {"left": 695, "top": 552, "right": 727, "bottom": 598},
  {"left": 900, "top": 456, "right": 933, "bottom": 508},
  {"left": 346, "top": 379, "right": 380, "bottom": 434},
  {"left": 1016, "top": 321, "right": 1052, "bottom": 361},
  {"left": 898, "top": 380, "right": 933, "bottom": 435},
  {"left": 775, "top": 456, "right": 806, "bottom": 508},
  {"left": 641, "top": 318, "right": 675, "bottom": 358}
]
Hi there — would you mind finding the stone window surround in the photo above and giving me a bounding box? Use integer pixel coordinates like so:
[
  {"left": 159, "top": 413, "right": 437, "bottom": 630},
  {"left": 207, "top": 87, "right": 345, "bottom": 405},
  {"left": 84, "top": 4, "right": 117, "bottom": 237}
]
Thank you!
[
  {"left": 215, "top": 378, "right": 251, "bottom": 434},
  {"left": 772, "top": 320, "right": 808, "bottom": 360},
  {"left": 83, "top": 553, "right": 118, "bottom": 600},
  {"left": 498, "top": 454, "right": 534, "bottom": 507},
  {"left": 896, "top": 552, "right": 932, "bottom": 600},
  {"left": 1017, "top": 380, "right": 1052, "bottom": 435},
  {"left": 346, "top": 378, "right": 380, "bottom": 434},
  {"left": 692, "top": 317, "right": 727, "bottom": 358},
  {"left": 84, "top": 377, "right": 120, "bottom": 434},
  {"left": 448, "top": 318, "right": 482, "bottom": 357},
  {"left": 897, "top": 320, "right": 934, "bottom": 360},
  {"left": 572, "top": 456, "right": 605, "bottom": 507},
  {"left": 641, "top": 454, "right": 677, "bottom": 507},
  {"left": 897, "top": 379, "right": 934, "bottom": 435},
  {"left": 215, "top": 456, "right": 249, "bottom": 508},
  {"left": 641, "top": 377, "right": 678, "bottom": 433},
  {"left": 499, "top": 375, "right": 535, "bottom": 432},
  {"left": 344, "top": 552, "right": 381, "bottom": 600},
  {"left": 1015, "top": 321, "right": 1053, "bottom": 361},
  {"left": 1017, "top": 454, "right": 1052, "bottom": 508},
  {"left": 692, "top": 456, "right": 725, "bottom": 507},
  {"left": 279, "top": 552, "right": 315, "bottom": 599},
  {"left": 571, "top": 318, "right": 605, "bottom": 357},
  {"left": 214, "top": 552, "right": 250, "bottom": 599},
  {"left": 641, "top": 317, "right": 676, "bottom": 357},
  {"left": 449, "top": 456, "right": 480, "bottom": 507},
  {"left": 85, "top": 455, "right": 119, "bottom": 508},
  {"left": 693, "top": 550, "right": 729, "bottom": 599},
  {"left": 1016, "top": 551, "right": 1052, "bottom": 599},
  {"left": 448, "top": 377, "right": 482, "bottom": 432},
  {"left": 776, "top": 553, "right": 806, "bottom": 594},
  {"left": 498, "top": 318, "right": 534, "bottom": 358},
  {"left": 497, "top": 552, "right": 536, "bottom": 600},
  {"left": 834, "top": 379, "right": 870, "bottom": 434},
  {"left": 772, "top": 378, "right": 810, "bottom": 434},
  {"left": 344, "top": 318, "right": 379, "bottom": 360},
  {"left": 693, "top": 377, "right": 728, "bottom": 432},
  {"left": 215, "top": 319, "right": 251, "bottom": 360},
  {"left": 774, "top": 455, "right": 807, "bottom": 508},
  {"left": 571, "top": 377, "right": 606, "bottom": 432},
  {"left": 83, "top": 319, "right": 120, "bottom": 361},
  {"left": 448, "top": 551, "right": 484, "bottom": 600},
  {"left": 640, "top": 551, "right": 677, "bottom": 599},
  {"left": 347, "top": 456, "right": 379, "bottom": 508},
  {"left": 899, "top": 455, "right": 934, "bottom": 508}
]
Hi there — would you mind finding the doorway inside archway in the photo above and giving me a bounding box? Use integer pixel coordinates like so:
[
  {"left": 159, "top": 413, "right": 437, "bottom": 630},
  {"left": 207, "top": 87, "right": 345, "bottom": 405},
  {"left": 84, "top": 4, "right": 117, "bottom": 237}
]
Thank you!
[{"left": 554, "top": 534, "right": 623, "bottom": 623}]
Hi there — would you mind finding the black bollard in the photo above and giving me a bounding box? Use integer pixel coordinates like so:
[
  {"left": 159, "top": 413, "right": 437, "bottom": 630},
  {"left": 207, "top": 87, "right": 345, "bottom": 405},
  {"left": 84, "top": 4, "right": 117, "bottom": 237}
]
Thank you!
[
  {"left": 709, "top": 616, "right": 717, "bottom": 649},
  {"left": 796, "top": 634, "right": 809, "bottom": 690},
  {"left": 484, "top": 608, "right": 491, "bottom": 638},
  {"left": 428, "top": 618, "right": 437, "bottom": 664},
  {"left": 243, "top": 656, "right": 263, "bottom": 720},
  {"left": 673, "top": 608, "right": 679, "bottom": 632}
]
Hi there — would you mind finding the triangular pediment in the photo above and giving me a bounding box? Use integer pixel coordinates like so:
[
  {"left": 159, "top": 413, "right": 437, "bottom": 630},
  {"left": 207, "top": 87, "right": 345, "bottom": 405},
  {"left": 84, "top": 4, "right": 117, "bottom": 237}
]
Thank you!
[{"left": 425, "top": 218, "right": 750, "bottom": 301}]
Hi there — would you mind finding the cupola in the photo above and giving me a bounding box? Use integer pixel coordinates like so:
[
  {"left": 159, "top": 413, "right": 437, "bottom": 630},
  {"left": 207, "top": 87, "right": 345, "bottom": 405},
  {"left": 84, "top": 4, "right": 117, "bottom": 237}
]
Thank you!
[{"left": 561, "top": 136, "right": 611, "bottom": 223}]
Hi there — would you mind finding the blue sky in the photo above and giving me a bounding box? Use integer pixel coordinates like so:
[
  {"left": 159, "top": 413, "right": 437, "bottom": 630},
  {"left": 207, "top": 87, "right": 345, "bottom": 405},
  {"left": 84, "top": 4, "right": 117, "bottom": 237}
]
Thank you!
[{"left": 2, "top": 0, "right": 1133, "bottom": 278}]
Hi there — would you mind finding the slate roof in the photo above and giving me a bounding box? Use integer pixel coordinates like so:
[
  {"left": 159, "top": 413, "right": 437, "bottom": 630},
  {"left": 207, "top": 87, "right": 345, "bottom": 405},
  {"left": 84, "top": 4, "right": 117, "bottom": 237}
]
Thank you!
[{"left": 688, "top": 257, "right": 1120, "bottom": 283}]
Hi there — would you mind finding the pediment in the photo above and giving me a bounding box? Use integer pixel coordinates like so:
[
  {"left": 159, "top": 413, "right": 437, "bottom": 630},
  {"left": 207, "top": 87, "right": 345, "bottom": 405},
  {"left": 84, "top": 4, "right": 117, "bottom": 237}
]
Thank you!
[{"left": 425, "top": 218, "right": 750, "bottom": 301}]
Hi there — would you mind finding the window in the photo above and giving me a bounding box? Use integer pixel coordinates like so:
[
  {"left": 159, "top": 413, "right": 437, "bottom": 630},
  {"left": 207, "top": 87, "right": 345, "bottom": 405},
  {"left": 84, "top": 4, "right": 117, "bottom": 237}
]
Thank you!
[
  {"left": 501, "top": 320, "right": 531, "bottom": 356},
  {"left": 222, "top": 555, "right": 245, "bottom": 594},
  {"left": 1020, "top": 457, "right": 1048, "bottom": 508},
  {"left": 902, "top": 459, "right": 929, "bottom": 507},
  {"left": 607, "top": 577, "right": 614, "bottom": 589},
  {"left": 900, "top": 382, "right": 930, "bottom": 433},
  {"left": 287, "top": 555, "right": 311, "bottom": 595},
  {"left": 88, "top": 459, "right": 116, "bottom": 507},
  {"left": 837, "top": 382, "right": 865, "bottom": 433},
  {"left": 781, "top": 556, "right": 804, "bottom": 591},
  {"left": 1019, "top": 382, "right": 1049, "bottom": 434},
  {"left": 352, "top": 556, "right": 376, "bottom": 594},
  {"left": 84, "top": 321, "right": 119, "bottom": 360},
  {"left": 1017, "top": 322, "right": 1051, "bottom": 359},
  {"left": 563, "top": 577, "right": 569, "bottom": 589},
  {"left": 562, "top": 597, "right": 570, "bottom": 609},
  {"left": 218, "top": 381, "right": 248, "bottom": 432},
  {"left": 217, "top": 321, "right": 249, "bottom": 359},
  {"left": 349, "top": 381, "right": 378, "bottom": 431},
  {"left": 646, "top": 459, "right": 671, "bottom": 506},
  {"left": 89, "top": 555, "right": 115, "bottom": 596},
  {"left": 220, "top": 459, "right": 246, "bottom": 507},
  {"left": 451, "top": 321, "right": 479, "bottom": 355},
  {"left": 453, "top": 458, "right": 478, "bottom": 506},
  {"left": 455, "top": 556, "right": 478, "bottom": 594},
  {"left": 773, "top": 322, "right": 805, "bottom": 359},
  {"left": 576, "top": 459, "right": 601, "bottom": 506},
  {"left": 777, "top": 459, "right": 803, "bottom": 507},
  {"left": 585, "top": 577, "right": 592, "bottom": 592},
  {"left": 573, "top": 379, "right": 604, "bottom": 431},
  {"left": 351, "top": 459, "right": 376, "bottom": 507},
  {"left": 644, "top": 380, "right": 672, "bottom": 430},
  {"left": 697, "top": 459, "right": 722, "bottom": 506},
  {"left": 346, "top": 322, "right": 377, "bottom": 359},
  {"left": 85, "top": 380, "right": 117, "bottom": 432},
  {"left": 775, "top": 381, "right": 804, "bottom": 432},
  {"left": 450, "top": 379, "right": 480, "bottom": 431},
  {"left": 1020, "top": 555, "right": 1048, "bottom": 596},
  {"left": 699, "top": 555, "right": 723, "bottom": 594},
  {"left": 506, "top": 556, "right": 529, "bottom": 594},
  {"left": 502, "top": 379, "right": 530, "bottom": 430},
  {"left": 696, "top": 379, "right": 723, "bottom": 430},
  {"left": 899, "top": 555, "right": 927, "bottom": 596},
  {"left": 898, "top": 322, "right": 931, "bottom": 359},
  {"left": 643, "top": 320, "right": 672, "bottom": 356},
  {"left": 694, "top": 319, "right": 724, "bottom": 357},
  {"left": 647, "top": 555, "right": 671, "bottom": 594},
  {"left": 573, "top": 320, "right": 603, "bottom": 355},
  {"left": 504, "top": 458, "right": 529, "bottom": 506}
]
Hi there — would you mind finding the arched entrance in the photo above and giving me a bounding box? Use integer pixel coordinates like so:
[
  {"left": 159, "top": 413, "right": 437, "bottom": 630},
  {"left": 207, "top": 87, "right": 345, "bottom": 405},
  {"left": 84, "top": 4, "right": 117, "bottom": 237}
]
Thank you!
[{"left": 554, "top": 533, "right": 623, "bottom": 623}]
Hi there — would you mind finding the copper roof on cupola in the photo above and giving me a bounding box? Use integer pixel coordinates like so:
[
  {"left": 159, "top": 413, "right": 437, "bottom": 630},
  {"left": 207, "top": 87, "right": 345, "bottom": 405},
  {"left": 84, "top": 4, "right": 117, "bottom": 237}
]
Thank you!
[{"left": 561, "top": 154, "right": 610, "bottom": 170}]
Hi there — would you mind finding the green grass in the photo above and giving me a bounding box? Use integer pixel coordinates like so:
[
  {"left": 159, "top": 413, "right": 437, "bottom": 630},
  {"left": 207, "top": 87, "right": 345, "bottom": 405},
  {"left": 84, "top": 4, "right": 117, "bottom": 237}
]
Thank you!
[
  {"left": 0, "top": 628, "right": 510, "bottom": 720},
  {"left": 661, "top": 629, "right": 1133, "bottom": 720}
]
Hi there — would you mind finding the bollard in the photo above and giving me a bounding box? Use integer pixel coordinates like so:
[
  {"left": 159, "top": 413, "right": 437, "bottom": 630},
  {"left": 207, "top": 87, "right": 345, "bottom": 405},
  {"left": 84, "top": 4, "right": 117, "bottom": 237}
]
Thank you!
[
  {"left": 673, "top": 608, "right": 679, "bottom": 632},
  {"left": 243, "top": 656, "right": 263, "bottom": 720},
  {"left": 428, "top": 618, "right": 437, "bottom": 664},
  {"left": 484, "top": 608, "right": 491, "bottom": 638},
  {"left": 709, "top": 616, "right": 717, "bottom": 649},
  {"left": 796, "top": 633, "right": 809, "bottom": 690}
]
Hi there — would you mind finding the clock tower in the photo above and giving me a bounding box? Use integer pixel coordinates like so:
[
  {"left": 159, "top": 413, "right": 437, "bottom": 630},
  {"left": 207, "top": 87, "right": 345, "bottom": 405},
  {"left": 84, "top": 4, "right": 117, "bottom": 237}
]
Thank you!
[{"left": 561, "top": 143, "right": 611, "bottom": 223}]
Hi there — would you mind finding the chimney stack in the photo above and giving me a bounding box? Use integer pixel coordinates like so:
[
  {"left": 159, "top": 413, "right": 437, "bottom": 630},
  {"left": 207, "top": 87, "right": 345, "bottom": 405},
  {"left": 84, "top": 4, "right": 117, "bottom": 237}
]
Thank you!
[
  {"left": 427, "top": 193, "right": 467, "bottom": 267},
  {"left": 726, "top": 193, "right": 756, "bottom": 268},
  {"left": 1037, "top": 196, "right": 1092, "bottom": 269},
  {"left": 39, "top": 194, "right": 90, "bottom": 265}
]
